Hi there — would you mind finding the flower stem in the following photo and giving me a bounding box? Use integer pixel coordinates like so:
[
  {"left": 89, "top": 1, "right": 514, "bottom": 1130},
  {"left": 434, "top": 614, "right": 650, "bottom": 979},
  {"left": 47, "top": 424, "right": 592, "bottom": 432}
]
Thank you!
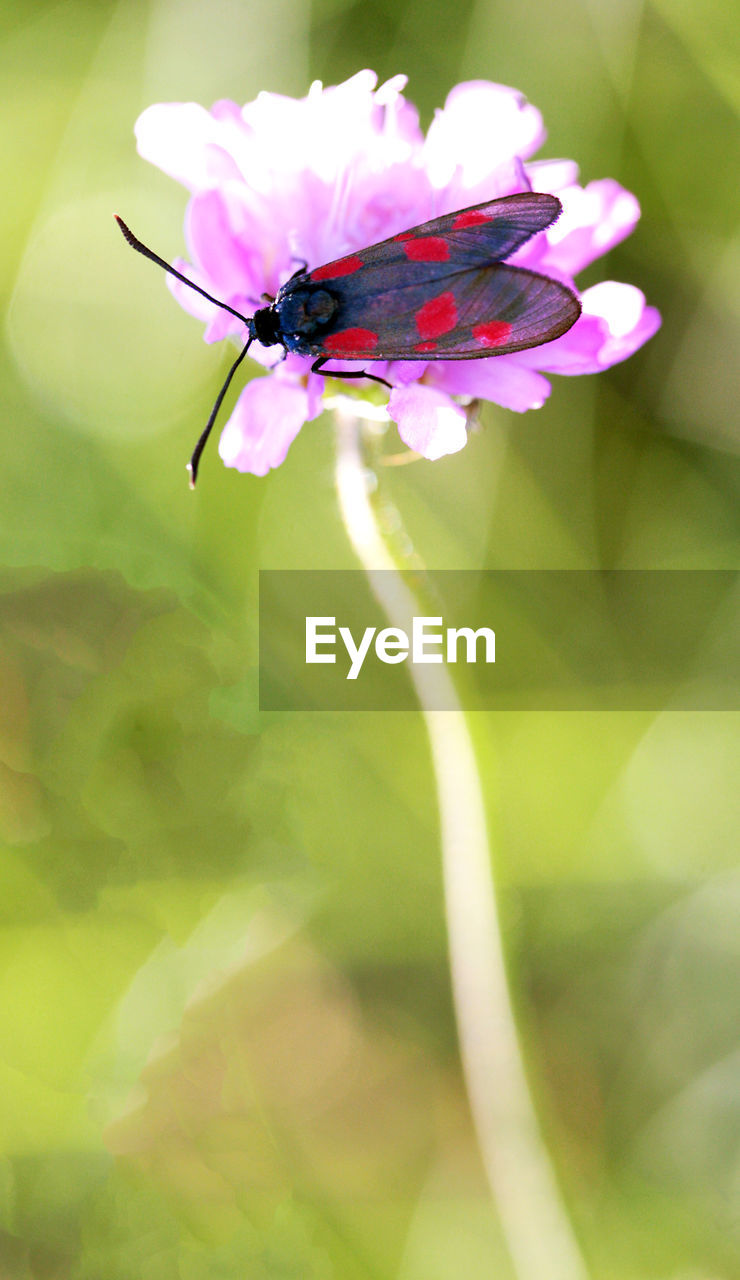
[{"left": 333, "top": 403, "right": 590, "bottom": 1280}]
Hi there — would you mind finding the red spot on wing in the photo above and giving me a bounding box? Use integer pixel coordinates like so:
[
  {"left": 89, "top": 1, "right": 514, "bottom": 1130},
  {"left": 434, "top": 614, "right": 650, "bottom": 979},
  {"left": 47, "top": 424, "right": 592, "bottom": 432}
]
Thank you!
[
  {"left": 393, "top": 231, "right": 413, "bottom": 241},
  {"left": 416, "top": 291, "right": 458, "bottom": 340},
  {"left": 414, "top": 340, "right": 438, "bottom": 353},
  {"left": 403, "top": 236, "right": 450, "bottom": 263},
  {"left": 452, "top": 210, "right": 490, "bottom": 229},
  {"left": 323, "top": 327, "right": 379, "bottom": 355},
  {"left": 311, "top": 255, "right": 363, "bottom": 281},
  {"left": 472, "top": 321, "right": 512, "bottom": 347}
]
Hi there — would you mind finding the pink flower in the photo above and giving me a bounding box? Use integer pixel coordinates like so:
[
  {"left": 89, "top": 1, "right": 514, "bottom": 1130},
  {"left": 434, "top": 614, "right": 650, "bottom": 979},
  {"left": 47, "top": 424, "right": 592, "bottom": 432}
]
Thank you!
[{"left": 135, "top": 72, "right": 660, "bottom": 475}]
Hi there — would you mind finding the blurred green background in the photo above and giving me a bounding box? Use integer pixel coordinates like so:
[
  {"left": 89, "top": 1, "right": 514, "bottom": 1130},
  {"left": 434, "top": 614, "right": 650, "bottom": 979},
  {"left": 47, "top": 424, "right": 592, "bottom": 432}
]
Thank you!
[{"left": 1, "top": 0, "right": 738, "bottom": 1276}]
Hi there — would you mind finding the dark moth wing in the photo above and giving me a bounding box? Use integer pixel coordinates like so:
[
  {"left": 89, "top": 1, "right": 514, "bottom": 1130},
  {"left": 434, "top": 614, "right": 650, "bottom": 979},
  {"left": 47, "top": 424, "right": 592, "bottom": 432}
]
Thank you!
[
  {"left": 313, "top": 191, "right": 564, "bottom": 273},
  {"left": 397, "top": 262, "right": 580, "bottom": 359},
  {"left": 284, "top": 192, "right": 580, "bottom": 360}
]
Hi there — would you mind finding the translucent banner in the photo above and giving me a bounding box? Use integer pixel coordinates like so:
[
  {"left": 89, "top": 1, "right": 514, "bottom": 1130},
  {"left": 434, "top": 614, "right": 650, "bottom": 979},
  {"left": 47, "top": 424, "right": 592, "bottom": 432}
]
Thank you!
[{"left": 259, "top": 570, "right": 739, "bottom": 711}]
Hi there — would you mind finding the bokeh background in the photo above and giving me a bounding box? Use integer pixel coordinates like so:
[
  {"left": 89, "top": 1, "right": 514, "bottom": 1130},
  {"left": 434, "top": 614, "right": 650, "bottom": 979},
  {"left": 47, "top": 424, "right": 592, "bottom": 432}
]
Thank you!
[{"left": 1, "top": 0, "right": 738, "bottom": 1276}]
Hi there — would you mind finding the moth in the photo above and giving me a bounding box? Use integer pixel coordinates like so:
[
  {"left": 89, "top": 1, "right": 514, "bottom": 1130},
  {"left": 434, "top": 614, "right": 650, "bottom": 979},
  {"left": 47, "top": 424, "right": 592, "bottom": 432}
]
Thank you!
[{"left": 116, "top": 192, "right": 579, "bottom": 483}]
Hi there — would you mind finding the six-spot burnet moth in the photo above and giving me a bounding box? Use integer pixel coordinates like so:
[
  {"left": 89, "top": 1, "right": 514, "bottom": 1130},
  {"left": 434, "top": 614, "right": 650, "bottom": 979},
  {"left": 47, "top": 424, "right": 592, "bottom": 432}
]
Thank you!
[{"left": 115, "top": 192, "right": 580, "bottom": 484}]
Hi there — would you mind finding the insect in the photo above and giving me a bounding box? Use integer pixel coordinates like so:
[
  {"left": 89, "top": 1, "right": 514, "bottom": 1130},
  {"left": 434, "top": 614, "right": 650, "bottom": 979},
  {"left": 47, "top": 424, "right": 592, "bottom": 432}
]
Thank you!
[{"left": 115, "top": 192, "right": 580, "bottom": 484}]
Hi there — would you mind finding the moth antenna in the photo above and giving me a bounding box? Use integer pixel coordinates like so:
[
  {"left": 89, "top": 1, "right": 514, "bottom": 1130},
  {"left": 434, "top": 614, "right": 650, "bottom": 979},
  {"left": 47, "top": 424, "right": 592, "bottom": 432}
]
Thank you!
[
  {"left": 114, "top": 215, "right": 252, "bottom": 327},
  {"left": 115, "top": 215, "right": 259, "bottom": 486},
  {"left": 187, "top": 337, "right": 253, "bottom": 488}
]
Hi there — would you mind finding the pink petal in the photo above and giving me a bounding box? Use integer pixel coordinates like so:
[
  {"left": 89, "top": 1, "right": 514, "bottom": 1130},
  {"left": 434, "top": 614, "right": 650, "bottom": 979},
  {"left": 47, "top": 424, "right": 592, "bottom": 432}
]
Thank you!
[
  {"left": 304, "top": 369, "right": 326, "bottom": 418},
  {"left": 387, "top": 360, "right": 431, "bottom": 387},
  {"left": 165, "top": 258, "right": 244, "bottom": 342},
  {"left": 218, "top": 375, "right": 318, "bottom": 475},
  {"left": 544, "top": 179, "right": 641, "bottom": 275},
  {"left": 424, "top": 82, "right": 545, "bottom": 190},
  {"left": 513, "top": 282, "right": 661, "bottom": 374},
  {"left": 436, "top": 157, "right": 531, "bottom": 218},
  {"left": 388, "top": 385, "right": 468, "bottom": 459},
  {"left": 579, "top": 282, "right": 661, "bottom": 366},
  {"left": 526, "top": 158, "right": 580, "bottom": 192},
  {"left": 184, "top": 188, "right": 264, "bottom": 300},
  {"left": 135, "top": 103, "right": 243, "bottom": 191},
  {"left": 432, "top": 359, "right": 552, "bottom": 412},
  {"left": 375, "top": 74, "right": 422, "bottom": 148}
]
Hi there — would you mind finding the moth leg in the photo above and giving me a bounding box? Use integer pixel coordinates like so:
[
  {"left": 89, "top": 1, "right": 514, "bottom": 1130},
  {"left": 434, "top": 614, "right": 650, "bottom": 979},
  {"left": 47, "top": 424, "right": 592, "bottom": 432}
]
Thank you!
[
  {"left": 281, "top": 261, "right": 309, "bottom": 286},
  {"left": 311, "top": 357, "right": 392, "bottom": 390}
]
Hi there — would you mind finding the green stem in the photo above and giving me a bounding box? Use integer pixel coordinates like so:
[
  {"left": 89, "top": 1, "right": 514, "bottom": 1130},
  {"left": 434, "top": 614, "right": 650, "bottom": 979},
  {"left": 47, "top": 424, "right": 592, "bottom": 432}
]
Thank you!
[{"left": 333, "top": 402, "right": 590, "bottom": 1280}]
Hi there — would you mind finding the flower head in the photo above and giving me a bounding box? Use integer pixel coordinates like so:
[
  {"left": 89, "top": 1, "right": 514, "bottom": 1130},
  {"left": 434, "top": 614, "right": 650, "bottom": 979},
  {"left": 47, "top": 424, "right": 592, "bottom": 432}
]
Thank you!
[{"left": 135, "top": 72, "right": 660, "bottom": 475}]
